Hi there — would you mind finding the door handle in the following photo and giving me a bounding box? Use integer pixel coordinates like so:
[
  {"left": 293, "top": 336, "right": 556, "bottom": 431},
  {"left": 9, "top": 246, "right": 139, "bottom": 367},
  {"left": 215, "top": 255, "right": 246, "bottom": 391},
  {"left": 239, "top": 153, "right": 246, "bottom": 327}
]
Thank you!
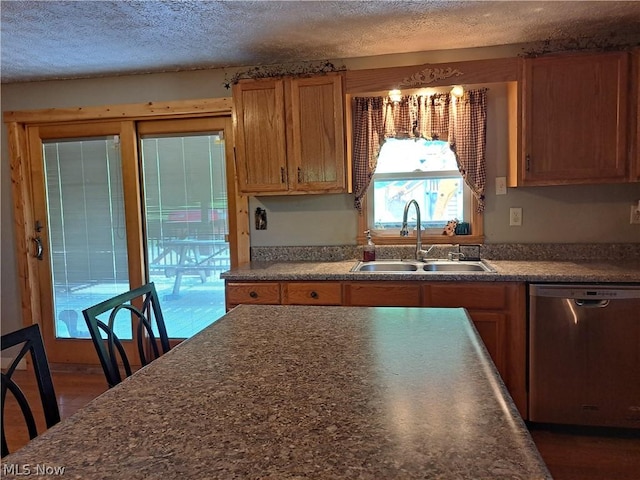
[
  {"left": 32, "top": 236, "right": 43, "bottom": 260},
  {"left": 574, "top": 299, "right": 609, "bottom": 308}
]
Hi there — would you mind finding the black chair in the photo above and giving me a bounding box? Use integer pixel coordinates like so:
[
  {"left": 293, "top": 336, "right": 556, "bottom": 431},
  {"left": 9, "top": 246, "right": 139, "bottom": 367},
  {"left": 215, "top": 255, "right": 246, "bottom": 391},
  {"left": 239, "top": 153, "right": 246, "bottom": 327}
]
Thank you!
[
  {"left": 1, "top": 324, "right": 61, "bottom": 457},
  {"left": 82, "top": 282, "right": 171, "bottom": 388}
]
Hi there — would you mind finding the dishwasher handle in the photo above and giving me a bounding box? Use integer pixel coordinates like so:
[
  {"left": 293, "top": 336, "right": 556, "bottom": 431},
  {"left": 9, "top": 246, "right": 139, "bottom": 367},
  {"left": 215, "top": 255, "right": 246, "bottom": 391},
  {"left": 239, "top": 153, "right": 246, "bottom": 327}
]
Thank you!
[{"left": 574, "top": 299, "right": 610, "bottom": 308}]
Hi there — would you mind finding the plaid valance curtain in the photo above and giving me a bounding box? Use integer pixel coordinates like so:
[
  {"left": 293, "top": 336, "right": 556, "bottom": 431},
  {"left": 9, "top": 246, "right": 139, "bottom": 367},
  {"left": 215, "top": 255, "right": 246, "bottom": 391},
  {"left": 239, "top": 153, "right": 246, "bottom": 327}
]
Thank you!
[{"left": 352, "top": 88, "right": 488, "bottom": 212}]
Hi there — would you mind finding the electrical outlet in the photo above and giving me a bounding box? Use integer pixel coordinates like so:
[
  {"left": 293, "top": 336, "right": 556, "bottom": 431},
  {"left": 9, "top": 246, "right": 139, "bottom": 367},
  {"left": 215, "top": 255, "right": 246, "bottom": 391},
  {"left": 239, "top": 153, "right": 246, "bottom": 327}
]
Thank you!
[
  {"left": 495, "top": 176, "right": 507, "bottom": 195},
  {"left": 509, "top": 207, "right": 522, "bottom": 226},
  {"left": 631, "top": 205, "right": 640, "bottom": 225}
]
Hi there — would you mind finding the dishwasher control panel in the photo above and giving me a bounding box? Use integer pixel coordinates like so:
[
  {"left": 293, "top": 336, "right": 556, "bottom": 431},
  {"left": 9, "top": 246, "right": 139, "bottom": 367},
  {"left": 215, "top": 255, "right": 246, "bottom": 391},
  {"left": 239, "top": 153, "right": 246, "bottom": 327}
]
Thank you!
[{"left": 530, "top": 284, "right": 640, "bottom": 300}]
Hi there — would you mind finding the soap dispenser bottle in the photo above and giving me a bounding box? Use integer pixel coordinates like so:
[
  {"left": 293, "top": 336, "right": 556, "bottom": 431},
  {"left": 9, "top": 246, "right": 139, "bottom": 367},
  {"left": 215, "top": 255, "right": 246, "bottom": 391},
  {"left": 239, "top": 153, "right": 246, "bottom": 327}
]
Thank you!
[{"left": 363, "top": 230, "right": 376, "bottom": 261}]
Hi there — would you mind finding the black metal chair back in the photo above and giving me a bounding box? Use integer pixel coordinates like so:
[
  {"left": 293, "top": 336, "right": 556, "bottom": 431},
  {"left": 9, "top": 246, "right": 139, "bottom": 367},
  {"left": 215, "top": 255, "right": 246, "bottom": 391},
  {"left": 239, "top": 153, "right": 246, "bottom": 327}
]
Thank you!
[
  {"left": 82, "top": 282, "right": 171, "bottom": 388},
  {"left": 1, "top": 324, "right": 60, "bottom": 457}
]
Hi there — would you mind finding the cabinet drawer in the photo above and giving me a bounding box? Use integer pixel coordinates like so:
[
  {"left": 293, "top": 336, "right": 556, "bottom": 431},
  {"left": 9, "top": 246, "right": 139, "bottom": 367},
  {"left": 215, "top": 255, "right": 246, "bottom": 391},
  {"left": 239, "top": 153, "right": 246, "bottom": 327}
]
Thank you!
[
  {"left": 282, "top": 282, "right": 342, "bottom": 305},
  {"left": 345, "top": 283, "right": 421, "bottom": 307},
  {"left": 226, "top": 282, "right": 280, "bottom": 305},
  {"left": 423, "top": 283, "right": 507, "bottom": 310}
]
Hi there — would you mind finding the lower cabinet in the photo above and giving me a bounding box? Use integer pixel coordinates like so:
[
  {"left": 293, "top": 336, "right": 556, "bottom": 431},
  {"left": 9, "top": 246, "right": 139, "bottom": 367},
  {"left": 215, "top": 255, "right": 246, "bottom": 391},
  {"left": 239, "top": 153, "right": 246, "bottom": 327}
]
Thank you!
[
  {"left": 345, "top": 282, "right": 422, "bottom": 306},
  {"left": 225, "top": 279, "right": 527, "bottom": 417},
  {"left": 225, "top": 282, "right": 281, "bottom": 305},
  {"left": 422, "top": 282, "right": 527, "bottom": 417},
  {"left": 281, "top": 282, "right": 342, "bottom": 305}
]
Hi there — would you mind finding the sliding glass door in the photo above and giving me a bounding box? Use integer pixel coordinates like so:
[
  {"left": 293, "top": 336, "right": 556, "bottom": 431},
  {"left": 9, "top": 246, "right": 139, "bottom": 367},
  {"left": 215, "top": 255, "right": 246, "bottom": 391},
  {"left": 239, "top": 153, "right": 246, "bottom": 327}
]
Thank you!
[
  {"left": 29, "top": 117, "right": 234, "bottom": 364},
  {"left": 43, "top": 134, "right": 130, "bottom": 340},
  {"left": 139, "top": 120, "right": 230, "bottom": 338}
]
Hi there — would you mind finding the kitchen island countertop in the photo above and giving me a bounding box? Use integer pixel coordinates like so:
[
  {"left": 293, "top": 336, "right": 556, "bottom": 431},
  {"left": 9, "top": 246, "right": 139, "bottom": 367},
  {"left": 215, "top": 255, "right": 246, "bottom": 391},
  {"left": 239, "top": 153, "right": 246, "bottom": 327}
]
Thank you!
[{"left": 2, "top": 305, "right": 551, "bottom": 479}]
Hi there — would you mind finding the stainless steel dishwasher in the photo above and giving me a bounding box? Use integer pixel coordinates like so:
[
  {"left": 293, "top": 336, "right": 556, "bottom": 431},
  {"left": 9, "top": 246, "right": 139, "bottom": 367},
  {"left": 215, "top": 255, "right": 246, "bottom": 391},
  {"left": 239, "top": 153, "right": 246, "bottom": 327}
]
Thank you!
[{"left": 529, "top": 284, "right": 640, "bottom": 429}]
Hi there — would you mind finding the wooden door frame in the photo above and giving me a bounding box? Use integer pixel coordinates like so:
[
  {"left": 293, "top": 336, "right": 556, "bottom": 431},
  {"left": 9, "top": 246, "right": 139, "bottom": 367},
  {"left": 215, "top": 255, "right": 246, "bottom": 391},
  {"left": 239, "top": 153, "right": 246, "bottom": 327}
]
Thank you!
[
  {"left": 4, "top": 98, "right": 250, "bottom": 364},
  {"left": 26, "top": 121, "right": 143, "bottom": 363}
]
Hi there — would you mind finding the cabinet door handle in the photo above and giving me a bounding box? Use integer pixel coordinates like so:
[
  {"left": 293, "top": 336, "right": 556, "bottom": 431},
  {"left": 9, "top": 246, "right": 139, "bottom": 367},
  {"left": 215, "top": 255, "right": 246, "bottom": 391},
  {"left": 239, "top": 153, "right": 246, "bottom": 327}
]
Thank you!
[
  {"left": 310, "top": 291, "right": 318, "bottom": 299},
  {"left": 280, "top": 167, "right": 286, "bottom": 183},
  {"left": 297, "top": 167, "right": 302, "bottom": 183},
  {"left": 249, "top": 291, "right": 258, "bottom": 298},
  {"left": 525, "top": 155, "right": 531, "bottom": 172}
]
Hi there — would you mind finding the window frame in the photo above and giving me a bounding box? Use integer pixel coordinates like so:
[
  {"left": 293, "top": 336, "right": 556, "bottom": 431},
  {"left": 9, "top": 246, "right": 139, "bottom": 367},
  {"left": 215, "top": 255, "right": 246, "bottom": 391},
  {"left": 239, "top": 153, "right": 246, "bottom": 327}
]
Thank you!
[
  {"left": 368, "top": 139, "right": 471, "bottom": 235},
  {"left": 349, "top": 91, "right": 485, "bottom": 247},
  {"left": 357, "top": 189, "right": 484, "bottom": 246}
]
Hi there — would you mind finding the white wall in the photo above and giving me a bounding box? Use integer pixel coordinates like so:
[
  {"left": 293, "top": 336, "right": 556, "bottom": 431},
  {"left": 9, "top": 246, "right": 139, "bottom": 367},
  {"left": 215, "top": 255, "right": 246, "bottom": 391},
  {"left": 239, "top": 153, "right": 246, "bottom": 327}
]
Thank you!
[{"left": 2, "top": 44, "right": 639, "bottom": 334}]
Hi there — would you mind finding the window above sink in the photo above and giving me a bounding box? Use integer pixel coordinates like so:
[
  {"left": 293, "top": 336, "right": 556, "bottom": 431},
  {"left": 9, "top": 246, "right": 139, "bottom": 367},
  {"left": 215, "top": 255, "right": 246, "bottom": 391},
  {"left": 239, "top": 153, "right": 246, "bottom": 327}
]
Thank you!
[
  {"left": 371, "top": 139, "right": 468, "bottom": 235},
  {"left": 351, "top": 87, "right": 487, "bottom": 248}
]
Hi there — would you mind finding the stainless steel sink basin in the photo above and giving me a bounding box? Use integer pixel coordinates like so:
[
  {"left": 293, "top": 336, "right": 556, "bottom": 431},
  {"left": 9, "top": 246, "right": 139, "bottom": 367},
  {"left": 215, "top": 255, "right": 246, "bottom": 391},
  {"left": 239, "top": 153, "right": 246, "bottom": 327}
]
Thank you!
[
  {"left": 355, "top": 261, "right": 418, "bottom": 272},
  {"left": 422, "top": 261, "right": 492, "bottom": 272},
  {"left": 351, "top": 259, "right": 494, "bottom": 273}
]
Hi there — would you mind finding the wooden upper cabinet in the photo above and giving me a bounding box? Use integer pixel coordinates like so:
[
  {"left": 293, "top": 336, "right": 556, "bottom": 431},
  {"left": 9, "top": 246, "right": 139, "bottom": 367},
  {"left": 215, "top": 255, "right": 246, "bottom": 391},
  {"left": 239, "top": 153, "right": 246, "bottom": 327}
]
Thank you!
[
  {"left": 288, "top": 75, "right": 346, "bottom": 192},
  {"left": 513, "top": 51, "right": 631, "bottom": 185},
  {"left": 233, "top": 78, "right": 288, "bottom": 193},
  {"left": 232, "top": 73, "right": 347, "bottom": 195}
]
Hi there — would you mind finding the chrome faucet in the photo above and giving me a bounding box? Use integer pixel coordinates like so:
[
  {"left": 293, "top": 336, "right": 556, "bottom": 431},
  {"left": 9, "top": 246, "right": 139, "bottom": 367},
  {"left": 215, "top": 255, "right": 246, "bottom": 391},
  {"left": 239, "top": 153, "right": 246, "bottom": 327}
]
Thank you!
[
  {"left": 400, "top": 200, "right": 431, "bottom": 261},
  {"left": 448, "top": 244, "right": 466, "bottom": 261}
]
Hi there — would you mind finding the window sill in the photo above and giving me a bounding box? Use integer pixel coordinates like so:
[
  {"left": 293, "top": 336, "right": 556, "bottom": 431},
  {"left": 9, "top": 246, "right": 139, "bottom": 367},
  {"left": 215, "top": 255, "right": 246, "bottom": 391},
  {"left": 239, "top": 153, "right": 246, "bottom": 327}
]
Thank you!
[{"left": 357, "top": 233, "right": 485, "bottom": 246}]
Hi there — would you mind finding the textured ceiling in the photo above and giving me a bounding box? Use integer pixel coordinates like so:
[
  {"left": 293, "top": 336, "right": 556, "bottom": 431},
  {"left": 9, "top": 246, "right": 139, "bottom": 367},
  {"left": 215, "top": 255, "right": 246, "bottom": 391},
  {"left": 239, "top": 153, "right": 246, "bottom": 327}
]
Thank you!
[{"left": 1, "top": 1, "right": 640, "bottom": 84}]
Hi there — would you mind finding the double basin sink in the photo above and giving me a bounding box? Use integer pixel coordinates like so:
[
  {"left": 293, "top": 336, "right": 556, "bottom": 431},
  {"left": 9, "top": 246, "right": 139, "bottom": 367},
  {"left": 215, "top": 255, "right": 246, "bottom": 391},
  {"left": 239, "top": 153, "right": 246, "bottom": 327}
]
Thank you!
[{"left": 351, "top": 259, "right": 495, "bottom": 274}]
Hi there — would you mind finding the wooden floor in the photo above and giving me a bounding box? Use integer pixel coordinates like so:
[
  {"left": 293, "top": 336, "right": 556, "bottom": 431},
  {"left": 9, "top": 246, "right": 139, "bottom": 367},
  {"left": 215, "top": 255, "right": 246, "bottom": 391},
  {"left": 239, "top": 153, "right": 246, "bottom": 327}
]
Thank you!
[
  {"left": 529, "top": 425, "right": 640, "bottom": 480},
  {"left": 3, "top": 370, "right": 640, "bottom": 478},
  {"left": 2, "top": 369, "right": 108, "bottom": 456}
]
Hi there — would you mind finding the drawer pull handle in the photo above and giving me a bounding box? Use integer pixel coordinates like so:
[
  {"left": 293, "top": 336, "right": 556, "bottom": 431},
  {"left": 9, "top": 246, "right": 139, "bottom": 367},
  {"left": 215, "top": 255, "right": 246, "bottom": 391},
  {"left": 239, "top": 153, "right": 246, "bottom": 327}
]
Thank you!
[
  {"left": 310, "top": 291, "right": 318, "bottom": 299},
  {"left": 249, "top": 291, "right": 258, "bottom": 298}
]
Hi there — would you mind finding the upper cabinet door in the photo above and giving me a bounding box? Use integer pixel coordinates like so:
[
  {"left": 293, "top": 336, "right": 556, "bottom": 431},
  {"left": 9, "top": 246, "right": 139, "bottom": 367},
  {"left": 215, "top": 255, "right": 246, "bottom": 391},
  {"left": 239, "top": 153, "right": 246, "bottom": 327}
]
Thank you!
[
  {"left": 288, "top": 74, "right": 346, "bottom": 192},
  {"left": 233, "top": 79, "right": 288, "bottom": 193},
  {"left": 518, "top": 51, "right": 630, "bottom": 185},
  {"left": 233, "top": 73, "right": 348, "bottom": 195}
]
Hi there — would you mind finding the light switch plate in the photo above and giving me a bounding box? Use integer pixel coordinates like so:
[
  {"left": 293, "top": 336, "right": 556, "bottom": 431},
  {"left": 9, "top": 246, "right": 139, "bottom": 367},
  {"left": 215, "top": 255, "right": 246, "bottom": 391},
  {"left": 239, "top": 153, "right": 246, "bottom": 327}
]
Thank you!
[
  {"left": 495, "top": 176, "right": 507, "bottom": 195},
  {"left": 255, "top": 208, "right": 267, "bottom": 230},
  {"left": 509, "top": 207, "right": 522, "bottom": 226}
]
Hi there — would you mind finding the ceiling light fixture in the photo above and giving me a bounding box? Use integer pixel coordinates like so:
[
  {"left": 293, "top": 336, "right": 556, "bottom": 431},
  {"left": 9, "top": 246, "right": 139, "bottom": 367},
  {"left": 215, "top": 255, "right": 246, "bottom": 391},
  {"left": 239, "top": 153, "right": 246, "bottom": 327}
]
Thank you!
[
  {"left": 450, "top": 85, "right": 464, "bottom": 98},
  {"left": 389, "top": 89, "right": 402, "bottom": 102}
]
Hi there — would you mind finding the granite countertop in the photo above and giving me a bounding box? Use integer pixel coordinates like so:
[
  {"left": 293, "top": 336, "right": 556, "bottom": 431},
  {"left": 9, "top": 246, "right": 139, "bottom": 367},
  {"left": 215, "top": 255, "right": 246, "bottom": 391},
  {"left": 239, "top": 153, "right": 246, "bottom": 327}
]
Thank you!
[
  {"left": 221, "top": 258, "right": 640, "bottom": 283},
  {"left": 2, "top": 305, "right": 551, "bottom": 479}
]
